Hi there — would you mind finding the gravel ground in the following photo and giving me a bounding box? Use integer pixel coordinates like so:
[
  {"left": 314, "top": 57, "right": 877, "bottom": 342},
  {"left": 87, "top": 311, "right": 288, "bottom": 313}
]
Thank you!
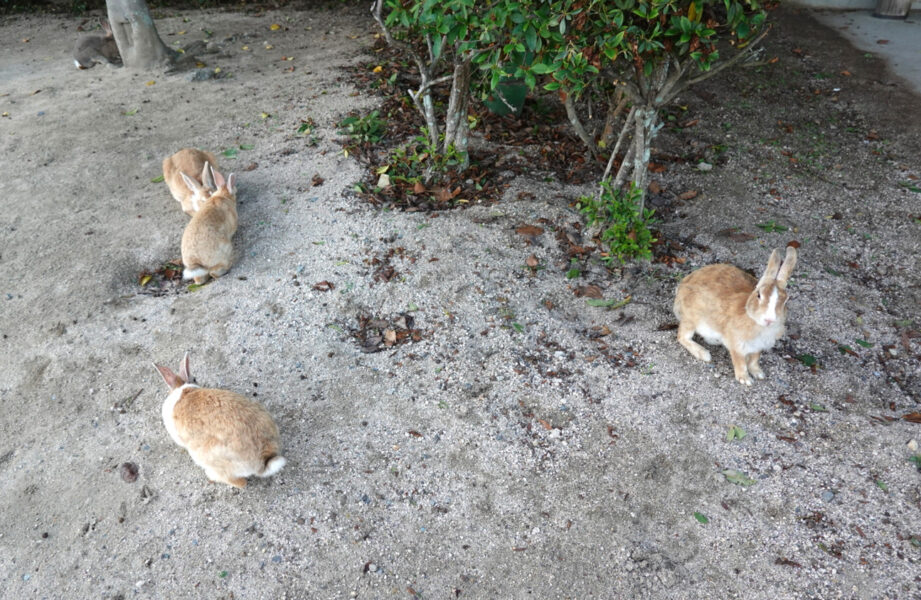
[{"left": 0, "top": 4, "right": 919, "bottom": 599}]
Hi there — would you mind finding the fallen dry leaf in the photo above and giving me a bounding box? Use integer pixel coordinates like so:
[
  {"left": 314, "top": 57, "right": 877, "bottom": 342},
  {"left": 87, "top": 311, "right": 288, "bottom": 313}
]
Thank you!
[
  {"left": 413, "top": 181, "right": 425, "bottom": 194},
  {"left": 574, "top": 285, "right": 603, "bottom": 299},
  {"left": 516, "top": 224, "right": 544, "bottom": 236},
  {"left": 678, "top": 190, "right": 698, "bottom": 200},
  {"left": 313, "top": 280, "right": 335, "bottom": 291},
  {"left": 526, "top": 254, "right": 539, "bottom": 268},
  {"left": 787, "top": 240, "right": 801, "bottom": 248},
  {"left": 903, "top": 412, "right": 921, "bottom": 424},
  {"left": 648, "top": 181, "right": 662, "bottom": 194}
]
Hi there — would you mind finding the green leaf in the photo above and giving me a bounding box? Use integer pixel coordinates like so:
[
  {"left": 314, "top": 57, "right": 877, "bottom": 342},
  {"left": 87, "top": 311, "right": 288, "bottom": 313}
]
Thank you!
[
  {"left": 239, "top": 143, "right": 255, "bottom": 150},
  {"left": 855, "top": 338, "right": 874, "bottom": 348},
  {"left": 586, "top": 296, "right": 631, "bottom": 309},
  {"left": 218, "top": 570, "right": 228, "bottom": 578},
  {"left": 327, "top": 323, "right": 344, "bottom": 333},
  {"left": 809, "top": 403, "right": 827, "bottom": 412},
  {"left": 566, "top": 268, "right": 581, "bottom": 279},
  {"left": 875, "top": 480, "right": 888, "bottom": 492},
  {"left": 755, "top": 220, "right": 789, "bottom": 232},
  {"left": 796, "top": 354, "right": 817, "bottom": 367},
  {"left": 693, "top": 512, "right": 709, "bottom": 524},
  {"left": 512, "top": 322, "right": 524, "bottom": 334},
  {"left": 222, "top": 148, "right": 238, "bottom": 158},
  {"left": 530, "top": 62, "right": 554, "bottom": 75},
  {"left": 407, "top": 303, "right": 420, "bottom": 312},
  {"left": 909, "top": 455, "right": 921, "bottom": 471},
  {"left": 898, "top": 181, "right": 921, "bottom": 193},
  {"left": 150, "top": 175, "right": 165, "bottom": 183},
  {"left": 726, "top": 425, "right": 747, "bottom": 442},
  {"left": 123, "top": 108, "right": 138, "bottom": 116},
  {"left": 722, "top": 469, "right": 756, "bottom": 487},
  {"left": 187, "top": 283, "right": 204, "bottom": 292}
]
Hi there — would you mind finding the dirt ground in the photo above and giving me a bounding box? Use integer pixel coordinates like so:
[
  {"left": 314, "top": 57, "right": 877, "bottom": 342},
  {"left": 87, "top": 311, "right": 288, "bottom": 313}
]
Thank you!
[{"left": 1, "top": 4, "right": 919, "bottom": 599}]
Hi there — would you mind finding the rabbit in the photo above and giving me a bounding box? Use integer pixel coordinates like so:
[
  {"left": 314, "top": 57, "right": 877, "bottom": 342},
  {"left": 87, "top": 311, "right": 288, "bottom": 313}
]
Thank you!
[
  {"left": 73, "top": 20, "right": 122, "bottom": 69},
  {"left": 180, "top": 165, "right": 237, "bottom": 284},
  {"left": 154, "top": 353, "right": 286, "bottom": 488},
  {"left": 673, "top": 246, "right": 798, "bottom": 385},
  {"left": 162, "top": 149, "right": 219, "bottom": 216}
]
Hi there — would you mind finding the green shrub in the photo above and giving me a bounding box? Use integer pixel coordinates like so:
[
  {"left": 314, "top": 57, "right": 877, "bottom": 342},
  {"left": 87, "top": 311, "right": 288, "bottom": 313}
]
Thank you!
[
  {"left": 338, "top": 110, "right": 387, "bottom": 145},
  {"left": 577, "top": 182, "right": 656, "bottom": 263}
]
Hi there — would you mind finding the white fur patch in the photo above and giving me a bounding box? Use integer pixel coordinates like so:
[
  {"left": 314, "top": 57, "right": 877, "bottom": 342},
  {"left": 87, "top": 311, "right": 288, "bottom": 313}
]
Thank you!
[
  {"left": 740, "top": 320, "right": 784, "bottom": 355},
  {"left": 162, "top": 383, "right": 199, "bottom": 447},
  {"left": 695, "top": 322, "right": 724, "bottom": 346},
  {"left": 760, "top": 288, "right": 779, "bottom": 325},
  {"left": 183, "top": 267, "right": 208, "bottom": 281},
  {"left": 260, "top": 456, "right": 287, "bottom": 478}
]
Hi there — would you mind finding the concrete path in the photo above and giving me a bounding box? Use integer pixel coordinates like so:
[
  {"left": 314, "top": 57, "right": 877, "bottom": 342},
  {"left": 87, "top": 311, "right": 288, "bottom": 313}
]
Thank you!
[{"left": 812, "top": 9, "right": 921, "bottom": 94}]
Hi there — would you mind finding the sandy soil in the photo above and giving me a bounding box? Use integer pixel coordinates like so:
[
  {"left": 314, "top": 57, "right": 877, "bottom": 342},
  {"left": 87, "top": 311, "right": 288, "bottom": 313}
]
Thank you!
[{"left": 0, "top": 4, "right": 919, "bottom": 599}]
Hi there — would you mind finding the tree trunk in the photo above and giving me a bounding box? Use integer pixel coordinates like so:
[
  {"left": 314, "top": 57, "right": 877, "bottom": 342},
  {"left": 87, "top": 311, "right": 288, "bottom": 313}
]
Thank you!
[
  {"left": 443, "top": 58, "right": 472, "bottom": 169},
  {"left": 107, "top": 0, "right": 175, "bottom": 69}
]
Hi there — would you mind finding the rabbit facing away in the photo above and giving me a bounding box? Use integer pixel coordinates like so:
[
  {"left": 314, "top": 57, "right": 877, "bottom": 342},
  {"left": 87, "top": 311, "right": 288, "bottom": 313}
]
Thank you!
[
  {"left": 181, "top": 165, "right": 237, "bottom": 284},
  {"left": 154, "top": 353, "right": 286, "bottom": 488},
  {"left": 674, "top": 246, "right": 798, "bottom": 385},
  {"left": 162, "top": 149, "right": 219, "bottom": 216},
  {"left": 73, "top": 20, "right": 122, "bottom": 69}
]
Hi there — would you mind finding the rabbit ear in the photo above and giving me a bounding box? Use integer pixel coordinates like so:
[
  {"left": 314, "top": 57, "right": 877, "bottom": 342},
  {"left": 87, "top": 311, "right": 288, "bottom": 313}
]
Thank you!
[
  {"left": 776, "top": 246, "right": 798, "bottom": 287},
  {"left": 757, "top": 249, "right": 782, "bottom": 287},
  {"left": 201, "top": 161, "right": 216, "bottom": 191},
  {"left": 179, "top": 352, "right": 191, "bottom": 383},
  {"left": 180, "top": 171, "right": 205, "bottom": 195},
  {"left": 226, "top": 173, "right": 236, "bottom": 195},
  {"left": 210, "top": 165, "right": 226, "bottom": 190},
  {"left": 154, "top": 363, "right": 184, "bottom": 390}
]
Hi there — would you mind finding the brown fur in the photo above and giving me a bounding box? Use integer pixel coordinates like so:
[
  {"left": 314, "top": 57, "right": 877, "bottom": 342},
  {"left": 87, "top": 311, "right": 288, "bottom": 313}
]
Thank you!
[
  {"left": 674, "top": 247, "right": 797, "bottom": 385},
  {"left": 154, "top": 354, "right": 284, "bottom": 488},
  {"left": 181, "top": 167, "right": 237, "bottom": 284},
  {"left": 172, "top": 387, "right": 281, "bottom": 487},
  {"left": 73, "top": 20, "right": 121, "bottom": 69},
  {"left": 162, "top": 149, "right": 219, "bottom": 216}
]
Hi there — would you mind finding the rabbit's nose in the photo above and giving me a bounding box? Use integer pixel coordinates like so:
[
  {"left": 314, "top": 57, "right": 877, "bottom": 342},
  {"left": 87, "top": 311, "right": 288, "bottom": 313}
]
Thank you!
[{"left": 764, "top": 318, "right": 774, "bottom": 326}]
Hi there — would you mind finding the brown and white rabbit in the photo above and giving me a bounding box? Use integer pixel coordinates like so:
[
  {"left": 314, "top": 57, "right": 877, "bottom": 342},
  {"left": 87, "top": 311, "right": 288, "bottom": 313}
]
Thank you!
[
  {"left": 181, "top": 165, "right": 237, "bottom": 284},
  {"left": 673, "top": 246, "right": 798, "bottom": 385},
  {"left": 154, "top": 353, "right": 286, "bottom": 488},
  {"left": 73, "top": 20, "right": 122, "bottom": 69},
  {"left": 162, "top": 149, "right": 219, "bottom": 216}
]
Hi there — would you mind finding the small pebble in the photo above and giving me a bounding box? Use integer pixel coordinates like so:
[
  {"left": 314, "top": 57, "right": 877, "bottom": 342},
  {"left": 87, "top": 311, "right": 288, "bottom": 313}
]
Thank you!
[
  {"left": 822, "top": 490, "right": 835, "bottom": 502},
  {"left": 119, "top": 462, "right": 139, "bottom": 483},
  {"left": 368, "top": 563, "right": 377, "bottom": 572},
  {"left": 697, "top": 161, "right": 713, "bottom": 172},
  {"left": 271, "top": 555, "right": 282, "bottom": 563},
  {"left": 908, "top": 439, "right": 918, "bottom": 452}
]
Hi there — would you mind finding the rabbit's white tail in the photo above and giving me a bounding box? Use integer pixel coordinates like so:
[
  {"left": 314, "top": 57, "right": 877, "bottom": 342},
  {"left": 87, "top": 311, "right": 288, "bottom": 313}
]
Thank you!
[
  {"left": 260, "top": 456, "right": 286, "bottom": 478},
  {"left": 183, "top": 266, "right": 208, "bottom": 281}
]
